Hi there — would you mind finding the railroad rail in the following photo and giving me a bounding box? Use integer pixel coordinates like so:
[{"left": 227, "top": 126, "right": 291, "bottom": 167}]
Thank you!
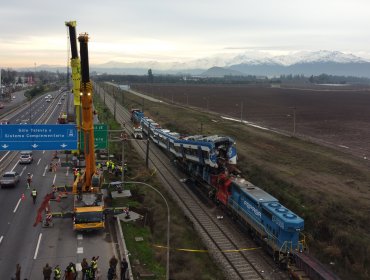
[{"left": 96, "top": 84, "right": 289, "bottom": 280}]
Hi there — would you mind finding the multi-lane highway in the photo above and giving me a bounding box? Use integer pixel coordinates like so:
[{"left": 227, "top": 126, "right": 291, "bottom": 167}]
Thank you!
[{"left": 0, "top": 90, "right": 117, "bottom": 279}]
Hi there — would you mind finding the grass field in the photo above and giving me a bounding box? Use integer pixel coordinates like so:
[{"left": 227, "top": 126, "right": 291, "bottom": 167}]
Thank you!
[{"left": 98, "top": 82, "right": 370, "bottom": 280}]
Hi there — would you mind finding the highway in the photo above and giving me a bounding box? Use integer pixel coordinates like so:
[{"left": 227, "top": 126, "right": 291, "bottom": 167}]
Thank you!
[{"left": 0, "top": 90, "right": 116, "bottom": 279}]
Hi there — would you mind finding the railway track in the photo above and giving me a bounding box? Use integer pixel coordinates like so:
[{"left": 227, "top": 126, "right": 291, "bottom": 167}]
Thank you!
[{"left": 96, "top": 85, "right": 289, "bottom": 280}]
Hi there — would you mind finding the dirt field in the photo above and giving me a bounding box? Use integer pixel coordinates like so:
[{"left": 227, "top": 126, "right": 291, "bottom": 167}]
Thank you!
[
  {"left": 132, "top": 84, "right": 370, "bottom": 160},
  {"left": 127, "top": 83, "right": 370, "bottom": 279}
]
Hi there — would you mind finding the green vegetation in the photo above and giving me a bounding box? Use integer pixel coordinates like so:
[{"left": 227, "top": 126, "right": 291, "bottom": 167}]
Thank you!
[{"left": 99, "top": 82, "right": 370, "bottom": 280}]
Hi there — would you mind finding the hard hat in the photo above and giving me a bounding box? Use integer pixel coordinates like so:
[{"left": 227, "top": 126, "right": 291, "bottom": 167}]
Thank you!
[{"left": 28, "top": 173, "right": 31, "bottom": 175}]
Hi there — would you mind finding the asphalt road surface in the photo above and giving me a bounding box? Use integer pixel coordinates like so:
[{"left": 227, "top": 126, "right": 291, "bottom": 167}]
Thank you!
[{"left": 0, "top": 90, "right": 117, "bottom": 279}]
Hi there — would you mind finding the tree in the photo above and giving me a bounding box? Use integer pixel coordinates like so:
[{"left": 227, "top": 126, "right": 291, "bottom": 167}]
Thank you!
[{"left": 148, "top": 69, "right": 154, "bottom": 83}]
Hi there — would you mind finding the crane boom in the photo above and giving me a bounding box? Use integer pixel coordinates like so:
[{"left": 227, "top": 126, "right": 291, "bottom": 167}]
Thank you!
[
  {"left": 65, "top": 21, "right": 81, "bottom": 130},
  {"left": 78, "top": 33, "right": 96, "bottom": 189}
]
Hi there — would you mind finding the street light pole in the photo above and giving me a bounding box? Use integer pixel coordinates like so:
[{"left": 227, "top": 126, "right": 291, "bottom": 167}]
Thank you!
[
  {"left": 29, "top": 98, "right": 32, "bottom": 123},
  {"left": 124, "top": 181, "right": 170, "bottom": 280}
]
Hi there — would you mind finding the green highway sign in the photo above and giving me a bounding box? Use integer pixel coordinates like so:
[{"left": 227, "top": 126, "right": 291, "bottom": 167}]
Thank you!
[{"left": 80, "top": 124, "right": 108, "bottom": 149}]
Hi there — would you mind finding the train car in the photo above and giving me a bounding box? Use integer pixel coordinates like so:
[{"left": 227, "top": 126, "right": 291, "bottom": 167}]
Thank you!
[
  {"left": 131, "top": 109, "right": 144, "bottom": 125},
  {"left": 130, "top": 109, "right": 341, "bottom": 279},
  {"left": 212, "top": 175, "right": 305, "bottom": 259}
]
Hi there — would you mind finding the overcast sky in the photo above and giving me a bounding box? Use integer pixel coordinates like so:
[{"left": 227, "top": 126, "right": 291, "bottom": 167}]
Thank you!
[{"left": 1, "top": 0, "right": 369, "bottom": 68}]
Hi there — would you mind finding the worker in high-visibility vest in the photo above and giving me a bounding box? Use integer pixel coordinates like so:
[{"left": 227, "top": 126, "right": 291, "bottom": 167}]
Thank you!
[
  {"left": 31, "top": 188, "right": 37, "bottom": 204},
  {"left": 53, "top": 265, "right": 61, "bottom": 280}
]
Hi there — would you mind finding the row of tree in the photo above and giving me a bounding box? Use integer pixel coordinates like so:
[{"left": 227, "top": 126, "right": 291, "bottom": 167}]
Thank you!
[
  {"left": 93, "top": 70, "right": 370, "bottom": 85},
  {"left": 1, "top": 68, "right": 66, "bottom": 86}
]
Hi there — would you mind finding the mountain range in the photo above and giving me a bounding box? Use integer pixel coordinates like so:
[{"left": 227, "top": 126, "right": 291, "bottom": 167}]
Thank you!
[{"left": 29, "top": 50, "right": 370, "bottom": 78}]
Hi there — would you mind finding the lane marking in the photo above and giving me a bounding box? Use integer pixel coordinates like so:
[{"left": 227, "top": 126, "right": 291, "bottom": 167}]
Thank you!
[
  {"left": 10, "top": 162, "right": 18, "bottom": 172},
  {"left": 0, "top": 235, "right": 3, "bottom": 244},
  {"left": 77, "top": 234, "right": 83, "bottom": 240},
  {"left": 45, "top": 103, "right": 61, "bottom": 123},
  {"left": 76, "top": 263, "right": 82, "bottom": 271},
  {"left": 77, "top": 247, "right": 83, "bottom": 254},
  {"left": 0, "top": 151, "right": 10, "bottom": 163},
  {"left": 43, "top": 165, "right": 48, "bottom": 176},
  {"left": 19, "top": 166, "right": 26, "bottom": 176},
  {"left": 37, "top": 158, "right": 41, "bottom": 165},
  {"left": 33, "top": 233, "right": 42, "bottom": 259},
  {"left": 13, "top": 198, "right": 22, "bottom": 213},
  {"left": 66, "top": 167, "right": 69, "bottom": 176},
  {"left": 53, "top": 173, "right": 56, "bottom": 185}
]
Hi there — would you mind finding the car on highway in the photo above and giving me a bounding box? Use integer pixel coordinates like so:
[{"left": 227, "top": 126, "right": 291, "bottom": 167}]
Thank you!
[
  {"left": 19, "top": 151, "right": 33, "bottom": 164},
  {"left": 0, "top": 171, "right": 20, "bottom": 188},
  {"left": 0, "top": 119, "right": 9, "bottom": 125},
  {"left": 58, "top": 101, "right": 62, "bottom": 105},
  {"left": 46, "top": 98, "right": 51, "bottom": 102}
]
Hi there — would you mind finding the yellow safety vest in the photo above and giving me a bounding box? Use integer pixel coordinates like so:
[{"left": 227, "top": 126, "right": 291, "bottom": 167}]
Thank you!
[
  {"left": 54, "top": 268, "right": 61, "bottom": 278},
  {"left": 32, "top": 190, "right": 37, "bottom": 196},
  {"left": 91, "top": 260, "right": 97, "bottom": 269}
]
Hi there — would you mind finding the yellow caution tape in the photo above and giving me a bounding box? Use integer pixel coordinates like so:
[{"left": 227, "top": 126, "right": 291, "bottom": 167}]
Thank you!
[{"left": 153, "top": 245, "right": 261, "bottom": 253}]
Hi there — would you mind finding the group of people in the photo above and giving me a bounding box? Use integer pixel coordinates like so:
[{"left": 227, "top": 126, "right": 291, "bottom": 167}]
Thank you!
[
  {"left": 105, "top": 160, "right": 127, "bottom": 177},
  {"left": 37, "top": 256, "right": 129, "bottom": 280}
]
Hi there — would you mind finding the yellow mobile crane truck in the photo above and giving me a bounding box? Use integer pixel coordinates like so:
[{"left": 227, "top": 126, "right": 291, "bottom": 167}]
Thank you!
[{"left": 70, "top": 30, "right": 104, "bottom": 231}]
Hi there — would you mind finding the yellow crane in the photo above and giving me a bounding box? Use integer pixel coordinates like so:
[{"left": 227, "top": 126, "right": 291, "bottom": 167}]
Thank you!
[
  {"left": 70, "top": 30, "right": 104, "bottom": 231},
  {"left": 65, "top": 21, "right": 81, "bottom": 132}
]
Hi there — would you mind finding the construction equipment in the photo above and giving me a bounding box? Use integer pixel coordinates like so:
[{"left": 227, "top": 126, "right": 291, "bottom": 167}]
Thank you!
[
  {"left": 65, "top": 21, "right": 81, "bottom": 129},
  {"left": 71, "top": 32, "right": 104, "bottom": 231}
]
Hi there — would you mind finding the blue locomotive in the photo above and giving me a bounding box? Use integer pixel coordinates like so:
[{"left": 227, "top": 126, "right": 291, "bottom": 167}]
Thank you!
[{"left": 131, "top": 109, "right": 305, "bottom": 260}]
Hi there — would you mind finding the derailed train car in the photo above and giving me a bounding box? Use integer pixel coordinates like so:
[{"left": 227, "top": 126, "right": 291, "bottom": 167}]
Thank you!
[{"left": 131, "top": 109, "right": 338, "bottom": 279}]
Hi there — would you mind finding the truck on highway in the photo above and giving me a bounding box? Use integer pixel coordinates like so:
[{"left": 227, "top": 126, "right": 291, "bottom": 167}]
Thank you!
[{"left": 58, "top": 112, "right": 68, "bottom": 124}]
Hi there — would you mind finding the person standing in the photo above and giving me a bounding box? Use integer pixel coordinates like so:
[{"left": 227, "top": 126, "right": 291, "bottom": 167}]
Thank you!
[
  {"left": 120, "top": 259, "right": 128, "bottom": 280},
  {"left": 53, "top": 265, "right": 61, "bottom": 280},
  {"left": 15, "top": 263, "right": 21, "bottom": 280},
  {"left": 109, "top": 256, "right": 118, "bottom": 270},
  {"left": 107, "top": 266, "right": 116, "bottom": 280},
  {"left": 90, "top": 256, "right": 99, "bottom": 278},
  {"left": 81, "top": 258, "right": 89, "bottom": 280},
  {"left": 43, "top": 263, "right": 52, "bottom": 280}
]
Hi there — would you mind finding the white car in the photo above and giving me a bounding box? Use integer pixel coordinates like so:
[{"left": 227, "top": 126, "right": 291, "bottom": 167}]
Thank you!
[
  {"left": 19, "top": 151, "right": 33, "bottom": 164},
  {"left": 0, "top": 171, "right": 20, "bottom": 188}
]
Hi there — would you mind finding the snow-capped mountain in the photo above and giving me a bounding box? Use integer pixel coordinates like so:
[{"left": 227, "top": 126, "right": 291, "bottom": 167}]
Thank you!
[
  {"left": 271, "top": 50, "right": 367, "bottom": 66},
  {"left": 24, "top": 50, "right": 370, "bottom": 77},
  {"left": 92, "top": 50, "right": 368, "bottom": 71}
]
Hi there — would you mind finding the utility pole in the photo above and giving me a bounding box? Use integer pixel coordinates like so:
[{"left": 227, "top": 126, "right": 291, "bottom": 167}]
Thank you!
[
  {"left": 293, "top": 107, "right": 296, "bottom": 136},
  {"left": 240, "top": 101, "right": 243, "bottom": 123},
  {"left": 121, "top": 137, "right": 125, "bottom": 183},
  {"left": 114, "top": 88, "right": 117, "bottom": 120},
  {"left": 289, "top": 107, "right": 296, "bottom": 136},
  {"left": 146, "top": 140, "right": 150, "bottom": 168}
]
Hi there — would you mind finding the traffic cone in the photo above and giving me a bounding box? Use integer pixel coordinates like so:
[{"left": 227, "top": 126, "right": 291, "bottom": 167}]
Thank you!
[{"left": 21, "top": 193, "right": 25, "bottom": 200}]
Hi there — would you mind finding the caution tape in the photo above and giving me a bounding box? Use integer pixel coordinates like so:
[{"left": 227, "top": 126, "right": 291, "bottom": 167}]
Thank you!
[{"left": 153, "top": 245, "right": 261, "bottom": 253}]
